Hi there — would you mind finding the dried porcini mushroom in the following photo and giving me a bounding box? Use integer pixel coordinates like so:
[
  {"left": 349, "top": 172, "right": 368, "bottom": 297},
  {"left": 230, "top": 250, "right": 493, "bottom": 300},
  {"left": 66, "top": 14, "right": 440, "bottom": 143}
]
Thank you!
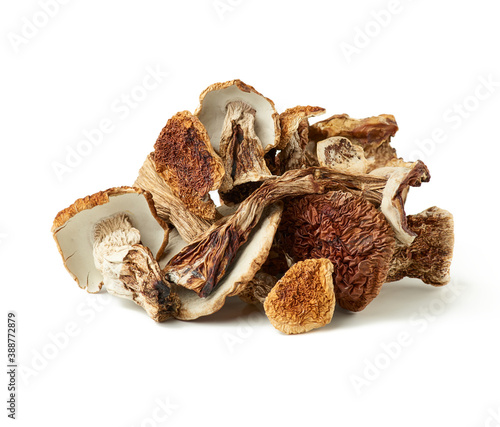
[
  {"left": 134, "top": 153, "right": 214, "bottom": 243},
  {"left": 51, "top": 187, "right": 178, "bottom": 321},
  {"left": 195, "top": 80, "right": 280, "bottom": 203},
  {"left": 309, "top": 114, "right": 399, "bottom": 171},
  {"left": 277, "top": 191, "right": 396, "bottom": 312},
  {"left": 370, "top": 160, "right": 431, "bottom": 245},
  {"left": 160, "top": 204, "right": 283, "bottom": 320},
  {"left": 316, "top": 136, "right": 369, "bottom": 174},
  {"left": 153, "top": 111, "right": 224, "bottom": 220},
  {"left": 387, "top": 207, "right": 454, "bottom": 285},
  {"left": 264, "top": 259, "right": 335, "bottom": 335},
  {"left": 277, "top": 106, "right": 326, "bottom": 173}
]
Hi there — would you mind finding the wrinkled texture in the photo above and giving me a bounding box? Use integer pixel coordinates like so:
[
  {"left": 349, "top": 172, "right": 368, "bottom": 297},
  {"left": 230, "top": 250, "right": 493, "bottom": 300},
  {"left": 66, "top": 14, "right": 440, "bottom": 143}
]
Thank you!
[
  {"left": 278, "top": 191, "right": 395, "bottom": 311},
  {"left": 309, "top": 114, "right": 399, "bottom": 171},
  {"left": 154, "top": 111, "right": 224, "bottom": 220},
  {"left": 134, "top": 153, "right": 215, "bottom": 243},
  {"left": 239, "top": 271, "right": 278, "bottom": 305},
  {"left": 264, "top": 259, "right": 335, "bottom": 334},
  {"left": 387, "top": 207, "right": 454, "bottom": 285},
  {"left": 316, "top": 136, "right": 369, "bottom": 174}
]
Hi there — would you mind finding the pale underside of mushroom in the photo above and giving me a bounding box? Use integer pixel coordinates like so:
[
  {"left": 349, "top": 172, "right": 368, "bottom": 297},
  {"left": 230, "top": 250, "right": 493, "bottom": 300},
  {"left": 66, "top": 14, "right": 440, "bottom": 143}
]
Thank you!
[
  {"left": 387, "top": 206, "right": 454, "bottom": 286},
  {"left": 277, "top": 106, "right": 326, "bottom": 173},
  {"left": 160, "top": 203, "right": 283, "bottom": 320},
  {"left": 52, "top": 187, "right": 169, "bottom": 293},
  {"left": 316, "top": 136, "right": 369, "bottom": 174},
  {"left": 134, "top": 153, "right": 215, "bottom": 243},
  {"left": 264, "top": 258, "right": 335, "bottom": 335},
  {"left": 308, "top": 114, "right": 399, "bottom": 172},
  {"left": 153, "top": 110, "right": 224, "bottom": 220}
]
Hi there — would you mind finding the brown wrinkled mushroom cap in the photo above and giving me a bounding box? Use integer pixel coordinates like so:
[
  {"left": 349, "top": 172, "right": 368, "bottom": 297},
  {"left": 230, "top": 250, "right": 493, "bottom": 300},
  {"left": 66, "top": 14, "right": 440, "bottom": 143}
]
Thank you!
[
  {"left": 154, "top": 110, "right": 224, "bottom": 220},
  {"left": 264, "top": 258, "right": 335, "bottom": 334},
  {"left": 195, "top": 79, "right": 280, "bottom": 153},
  {"left": 51, "top": 187, "right": 170, "bottom": 293},
  {"left": 278, "top": 191, "right": 395, "bottom": 311}
]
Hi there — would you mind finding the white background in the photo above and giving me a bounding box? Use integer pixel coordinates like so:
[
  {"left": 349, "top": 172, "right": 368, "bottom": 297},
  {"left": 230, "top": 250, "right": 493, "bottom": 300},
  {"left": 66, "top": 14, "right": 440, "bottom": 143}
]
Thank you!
[{"left": 2, "top": 1, "right": 500, "bottom": 426}]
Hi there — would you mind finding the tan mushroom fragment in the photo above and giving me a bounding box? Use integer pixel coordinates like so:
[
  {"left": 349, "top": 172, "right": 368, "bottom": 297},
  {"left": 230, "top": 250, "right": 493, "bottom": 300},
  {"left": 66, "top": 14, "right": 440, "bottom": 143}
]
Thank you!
[
  {"left": 195, "top": 80, "right": 280, "bottom": 203},
  {"left": 153, "top": 111, "right": 224, "bottom": 220},
  {"left": 239, "top": 272, "right": 278, "bottom": 305},
  {"left": 277, "top": 106, "right": 326, "bottom": 173},
  {"left": 134, "top": 153, "right": 214, "bottom": 243},
  {"left": 309, "top": 114, "right": 399, "bottom": 171},
  {"left": 264, "top": 259, "right": 335, "bottom": 335},
  {"left": 387, "top": 207, "right": 454, "bottom": 285},
  {"left": 316, "top": 136, "right": 369, "bottom": 174},
  {"left": 51, "top": 187, "right": 179, "bottom": 321},
  {"left": 159, "top": 204, "right": 282, "bottom": 320},
  {"left": 277, "top": 191, "right": 396, "bottom": 312}
]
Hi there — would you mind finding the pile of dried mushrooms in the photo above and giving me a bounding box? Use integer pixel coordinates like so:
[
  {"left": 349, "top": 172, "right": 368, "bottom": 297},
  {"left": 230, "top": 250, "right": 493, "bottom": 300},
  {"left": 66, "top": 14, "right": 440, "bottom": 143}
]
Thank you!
[{"left": 52, "top": 80, "right": 455, "bottom": 334}]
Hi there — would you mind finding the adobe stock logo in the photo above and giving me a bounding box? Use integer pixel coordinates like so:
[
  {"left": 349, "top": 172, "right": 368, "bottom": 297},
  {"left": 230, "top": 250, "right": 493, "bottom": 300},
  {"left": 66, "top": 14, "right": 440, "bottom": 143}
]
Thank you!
[{"left": 7, "top": 0, "right": 72, "bottom": 54}]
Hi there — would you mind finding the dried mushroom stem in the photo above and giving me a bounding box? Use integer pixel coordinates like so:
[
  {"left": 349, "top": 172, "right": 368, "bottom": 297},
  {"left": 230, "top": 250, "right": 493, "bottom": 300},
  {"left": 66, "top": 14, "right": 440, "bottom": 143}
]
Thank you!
[
  {"left": 164, "top": 167, "right": 393, "bottom": 299},
  {"left": 93, "top": 213, "right": 179, "bottom": 322},
  {"left": 387, "top": 207, "right": 454, "bottom": 286},
  {"left": 219, "top": 100, "right": 273, "bottom": 195},
  {"left": 134, "top": 153, "right": 214, "bottom": 243}
]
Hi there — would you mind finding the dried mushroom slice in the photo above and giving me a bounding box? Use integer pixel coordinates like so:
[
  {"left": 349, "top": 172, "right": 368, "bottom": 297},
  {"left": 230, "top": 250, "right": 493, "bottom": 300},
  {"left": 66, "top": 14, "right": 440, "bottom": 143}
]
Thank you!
[
  {"left": 264, "top": 259, "right": 335, "bottom": 335},
  {"left": 52, "top": 187, "right": 178, "bottom": 321},
  {"left": 309, "top": 114, "right": 399, "bottom": 171},
  {"left": 370, "top": 160, "right": 431, "bottom": 245},
  {"left": 154, "top": 111, "right": 224, "bottom": 220},
  {"left": 239, "top": 271, "right": 278, "bottom": 305},
  {"left": 277, "top": 191, "right": 396, "bottom": 312},
  {"left": 195, "top": 80, "right": 280, "bottom": 203},
  {"left": 316, "top": 136, "right": 369, "bottom": 174},
  {"left": 277, "top": 106, "right": 326, "bottom": 173},
  {"left": 387, "top": 207, "right": 454, "bottom": 285},
  {"left": 134, "top": 153, "right": 214, "bottom": 243},
  {"left": 160, "top": 204, "right": 283, "bottom": 320}
]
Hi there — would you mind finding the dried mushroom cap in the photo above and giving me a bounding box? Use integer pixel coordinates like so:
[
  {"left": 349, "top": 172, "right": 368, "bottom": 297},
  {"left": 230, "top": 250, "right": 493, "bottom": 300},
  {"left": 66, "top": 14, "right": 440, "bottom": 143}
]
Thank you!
[
  {"left": 195, "top": 79, "right": 280, "bottom": 153},
  {"left": 277, "top": 106, "right": 326, "bottom": 173},
  {"left": 277, "top": 191, "right": 395, "bottom": 312},
  {"left": 264, "top": 259, "right": 335, "bottom": 335},
  {"left": 134, "top": 153, "right": 214, "bottom": 243},
  {"left": 52, "top": 187, "right": 169, "bottom": 293},
  {"left": 309, "top": 114, "right": 399, "bottom": 171},
  {"left": 239, "top": 271, "right": 278, "bottom": 305},
  {"left": 387, "top": 207, "right": 454, "bottom": 285},
  {"left": 154, "top": 111, "right": 224, "bottom": 220},
  {"left": 370, "top": 160, "right": 431, "bottom": 245},
  {"left": 316, "top": 136, "right": 369, "bottom": 174},
  {"left": 161, "top": 204, "right": 283, "bottom": 320}
]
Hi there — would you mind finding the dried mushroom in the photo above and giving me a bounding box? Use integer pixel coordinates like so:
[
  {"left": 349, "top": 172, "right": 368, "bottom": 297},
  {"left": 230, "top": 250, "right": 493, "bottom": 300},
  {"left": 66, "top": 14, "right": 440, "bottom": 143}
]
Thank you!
[
  {"left": 277, "top": 106, "right": 326, "bottom": 173},
  {"left": 239, "top": 271, "right": 278, "bottom": 305},
  {"left": 51, "top": 187, "right": 178, "bottom": 321},
  {"left": 316, "top": 136, "right": 369, "bottom": 174},
  {"left": 387, "top": 207, "right": 454, "bottom": 285},
  {"left": 195, "top": 80, "right": 280, "bottom": 203},
  {"left": 264, "top": 259, "right": 335, "bottom": 334},
  {"left": 277, "top": 191, "right": 396, "bottom": 312},
  {"left": 153, "top": 111, "right": 224, "bottom": 220},
  {"left": 309, "top": 114, "right": 399, "bottom": 171},
  {"left": 160, "top": 204, "right": 283, "bottom": 320},
  {"left": 134, "top": 153, "right": 214, "bottom": 243}
]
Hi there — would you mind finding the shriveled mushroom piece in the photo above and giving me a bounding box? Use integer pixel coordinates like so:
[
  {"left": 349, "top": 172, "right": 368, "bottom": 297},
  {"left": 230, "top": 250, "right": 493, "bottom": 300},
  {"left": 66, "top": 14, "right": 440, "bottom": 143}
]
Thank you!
[
  {"left": 309, "top": 114, "right": 399, "bottom": 171},
  {"left": 134, "top": 153, "right": 214, "bottom": 243},
  {"left": 153, "top": 111, "right": 224, "bottom": 220},
  {"left": 264, "top": 259, "right": 335, "bottom": 334},
  {"left": 387, "top": 207, "right": 454, "bottom": 285},
  {"left": 370, "top": 160, "right": 431, "bottom": 245},
  {"left": 52, "top": 187, "right": 179, "bottom": 321},
  {"left": 277, "top": 106, "right": 326, "bottom": 173},
  {"left": 239, "top": 271, "right": 278, "bottom": 305},
  {"left": 316, "top": 136, "right": 369, "bottom": 174},
  {"left": 277, "top": 191, "right": 396, "bottom": 312},
  {"left": 195, "top": 80, "right": 280, "bottom": 203},
  {"left": 160, "top": 204, "right": 283, "bottom": 320}
]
